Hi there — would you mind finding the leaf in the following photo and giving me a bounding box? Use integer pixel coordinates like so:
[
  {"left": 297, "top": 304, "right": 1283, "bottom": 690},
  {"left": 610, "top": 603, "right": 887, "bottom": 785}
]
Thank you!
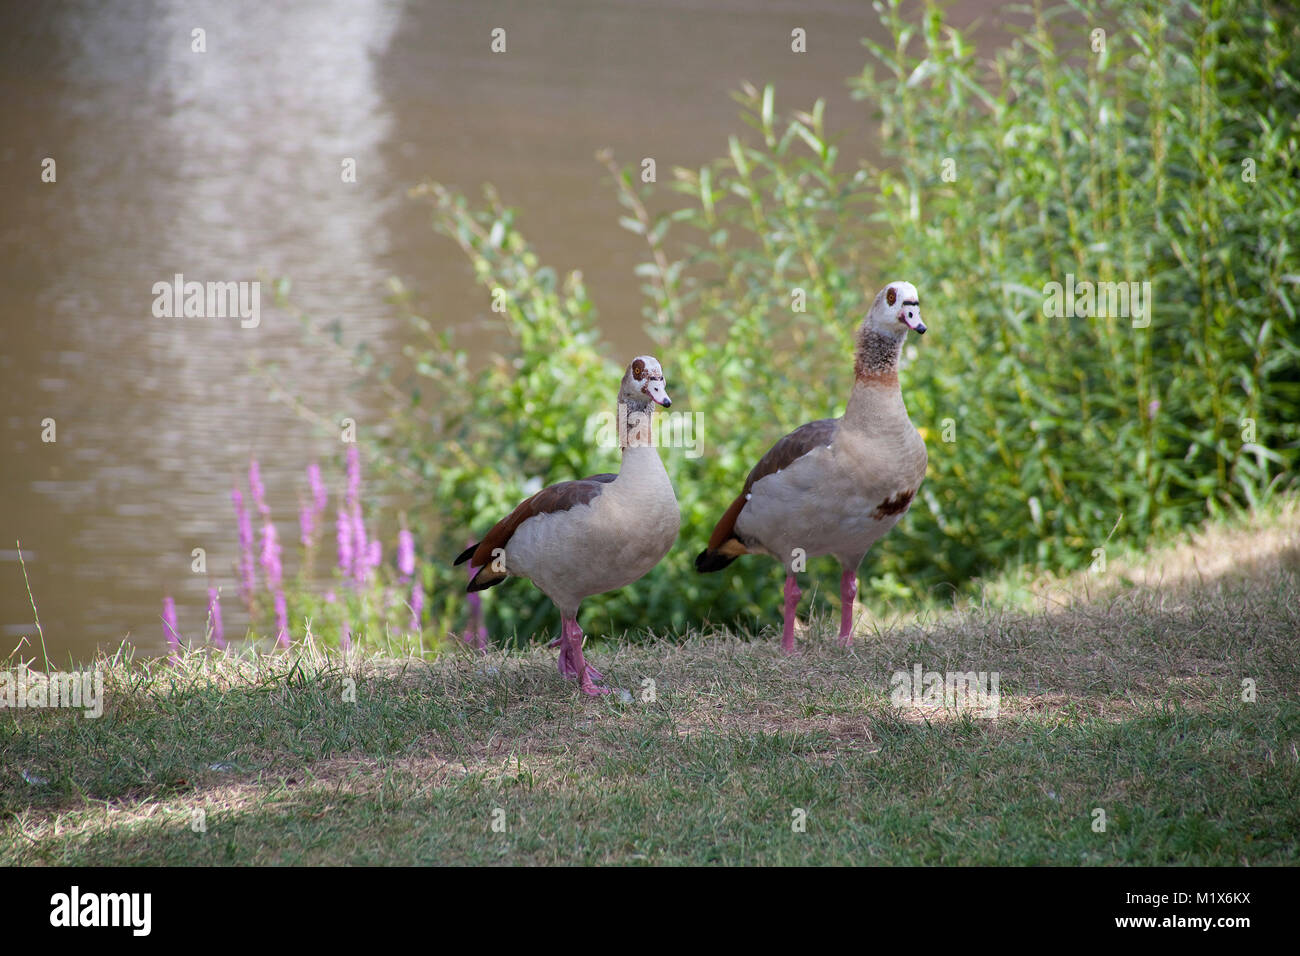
[{"left": 761, "top": 84, "right": 776, "bottom": 143}]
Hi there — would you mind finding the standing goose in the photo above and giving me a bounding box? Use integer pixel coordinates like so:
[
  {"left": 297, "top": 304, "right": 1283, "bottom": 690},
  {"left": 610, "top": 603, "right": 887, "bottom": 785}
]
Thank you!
[
  {"left": 695, "top": 282, "right": 928, "bottom": 652},
  {"left": 455, "top": 356, "right": 680, "bottom": 695}
]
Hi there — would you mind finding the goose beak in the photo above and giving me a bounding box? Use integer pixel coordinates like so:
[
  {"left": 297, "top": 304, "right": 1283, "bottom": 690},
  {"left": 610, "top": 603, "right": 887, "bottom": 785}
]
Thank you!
[
  {"left": 646, "top": 382, "right": 672, "bottom": 407},
  {"left": 900, "top": 301, "right": 925, "bottom": 334}
]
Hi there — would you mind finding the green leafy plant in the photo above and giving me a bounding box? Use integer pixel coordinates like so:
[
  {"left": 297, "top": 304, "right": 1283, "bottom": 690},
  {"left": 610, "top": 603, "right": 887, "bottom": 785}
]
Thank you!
[{"left": 846, "top": 0, "right": 1299, "bottom": 587}]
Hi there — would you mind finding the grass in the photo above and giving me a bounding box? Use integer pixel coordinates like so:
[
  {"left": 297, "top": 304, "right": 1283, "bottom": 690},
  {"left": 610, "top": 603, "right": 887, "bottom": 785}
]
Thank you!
[{"left": 2, "top": 501, "right": 1297, "bottom": 865}]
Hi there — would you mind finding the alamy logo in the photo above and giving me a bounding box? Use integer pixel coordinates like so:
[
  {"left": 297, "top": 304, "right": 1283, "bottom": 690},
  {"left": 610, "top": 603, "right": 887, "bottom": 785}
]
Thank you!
[
  {"left": 0, "top": 669, "right": 103, "bottom": 718},
  {"left": 890, "top": 664, "right": 1000, "bottom": 718},
  {"left": 588, "top": 402, "right": 703, "bottom": 459},
  {"left": 49, "top": 886, "right": 151, "bottom": 936},
  {"left": 151, "top": 273, "right": 260, "bottom": 328},
  {"left": 1042, "top": 273, "right": 1152, "bottom": 328}
]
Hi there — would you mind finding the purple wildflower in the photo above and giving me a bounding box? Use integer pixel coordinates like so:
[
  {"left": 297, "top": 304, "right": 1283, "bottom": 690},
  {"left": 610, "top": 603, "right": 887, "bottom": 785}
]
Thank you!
[
  {"left": 351, "top": 501, "right": 369, "bottom": 582},
  {"left": 249, "top": 459, "right": 269, "bottom": 515},
  {"left": 344, "top": 445, "right": 366, "bottom": 581},
  {"left": 301, "top": 462, "right": 328, "bottom": 552},
  {"left": 1148, "top": 399, "right": 1161, "bottom": 420},
  {"left": 261, "top": 518, "right": 282, "bottom": 591},
  {"left": 336, "top": 508, "right": 353, "bottom": 576},
  {"left": 464, "top": 560, "right": 489, "bottom": 653},
  {"left": 207, "top": 588, "right": 225, "bottom": 649},
  {"left": 299, "top": 501, "right": 315, "bottom": 550},
  {"left": 397, "top": 529, "right": 416, "bottom": 581},
  {"left": 307, "top": 462, "right": 328, "bottom": 515},
  {"left": 232, "top": 488, "right": 256, "bottom": 603},
  {"left": 273, "top": 590, "right": 289, "bottom": 648},
  {"left": 162, "top": 596, "right": 181, "bottom": 657},
  {"left": 367, "top": 539, "right": 381, "bottom": 575}
]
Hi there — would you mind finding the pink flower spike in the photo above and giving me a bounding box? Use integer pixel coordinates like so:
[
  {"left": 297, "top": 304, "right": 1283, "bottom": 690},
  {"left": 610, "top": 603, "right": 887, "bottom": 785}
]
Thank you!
[
  {"left": 350, "top": 501, "right": 368, "bottom": 582},
  {"left": 336, "top": 508, "right": 353, "bottom": 576},
  {"left": 397, "top": 529, "right": 416, "bottom": 581},
  {"left": 307, "top": 462, "right": 327, "bottom": 515},
  {"left": 207, "top": 588, "right": 226, "bottom": 649},
  {"left": 261, "top": 518, "right": 283, "bottom": 591},
  {"left": 249, "top": 459, "right": 269, "bottom": 516},
  {"left": 299, "top": 501, "right": 314, "bottom": 550},
  {"left": 232, "top": 488, "right": 256, "bottom": 603},
  {"left": 464, "top": 563, "right": 489, "bottom": 653},
  {"left": 273, "top": 591, "right": 289, "bottom": 648}
]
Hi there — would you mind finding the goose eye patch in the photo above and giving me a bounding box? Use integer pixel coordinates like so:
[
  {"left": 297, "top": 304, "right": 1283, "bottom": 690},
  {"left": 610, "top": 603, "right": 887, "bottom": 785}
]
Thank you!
[{"left": 886, "top": 288, "right": 897, "bottom": 306}]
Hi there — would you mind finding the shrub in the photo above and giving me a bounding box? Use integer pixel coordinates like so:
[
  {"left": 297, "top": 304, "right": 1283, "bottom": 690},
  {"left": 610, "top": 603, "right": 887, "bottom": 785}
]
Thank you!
[{"left": 846, "top": 0, "right": 1300, "bottom": 586}]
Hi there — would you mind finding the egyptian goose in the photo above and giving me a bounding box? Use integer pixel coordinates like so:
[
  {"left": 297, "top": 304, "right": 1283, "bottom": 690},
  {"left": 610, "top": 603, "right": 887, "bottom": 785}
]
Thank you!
[
  {"left": 455, "top": 356, "right": 680, "bottom": 695},
  {"left": 695, "top": 282, "right": 928, "bottom": 652}
]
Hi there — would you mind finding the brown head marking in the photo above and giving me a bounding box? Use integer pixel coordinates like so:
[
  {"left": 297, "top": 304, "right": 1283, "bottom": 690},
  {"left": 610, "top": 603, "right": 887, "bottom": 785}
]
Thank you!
[{"left": 632, "top": 359, "right": 646, "bottom": 380}]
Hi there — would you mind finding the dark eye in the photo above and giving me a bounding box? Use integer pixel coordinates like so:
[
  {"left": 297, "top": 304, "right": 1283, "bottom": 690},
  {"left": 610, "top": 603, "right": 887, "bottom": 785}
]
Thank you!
[{"left": 886, "top": 288, "right": 897, "bottom": 306}]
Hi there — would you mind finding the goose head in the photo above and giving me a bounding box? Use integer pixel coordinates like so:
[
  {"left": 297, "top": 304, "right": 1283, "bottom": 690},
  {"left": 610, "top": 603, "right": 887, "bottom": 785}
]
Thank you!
[
  {"left": 620, "top": 355, "right": 672, "bottom": 410},
  {"left": 863, "top": 281, "right": 925, "bottom": 338}
]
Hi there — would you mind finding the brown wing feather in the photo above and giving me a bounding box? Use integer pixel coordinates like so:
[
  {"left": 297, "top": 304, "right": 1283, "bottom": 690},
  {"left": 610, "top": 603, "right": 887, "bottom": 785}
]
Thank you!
[
  {"left": 700, "top": 419, "right": 839, "bottom": 563},
  {"left": 456, "top": 473, "right": 617, "bottom": 587}
]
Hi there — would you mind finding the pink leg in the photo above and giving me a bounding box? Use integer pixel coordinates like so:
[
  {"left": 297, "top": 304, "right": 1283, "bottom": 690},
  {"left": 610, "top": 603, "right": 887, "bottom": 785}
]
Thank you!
[
  {"left": 781, "top": 574, "right": 802, "bottom": 655},
  {"left": 565, "top": 616, "right": 609, "bottom": 696},
  {"left": 838, "top": 567, "right": 858, "bottom": 647},
  {"left": 555, "top": 626, "right": 578, "bottom": 678},
  {"left": 555, "top": 618, "right": 604, "bottom": 684}
]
